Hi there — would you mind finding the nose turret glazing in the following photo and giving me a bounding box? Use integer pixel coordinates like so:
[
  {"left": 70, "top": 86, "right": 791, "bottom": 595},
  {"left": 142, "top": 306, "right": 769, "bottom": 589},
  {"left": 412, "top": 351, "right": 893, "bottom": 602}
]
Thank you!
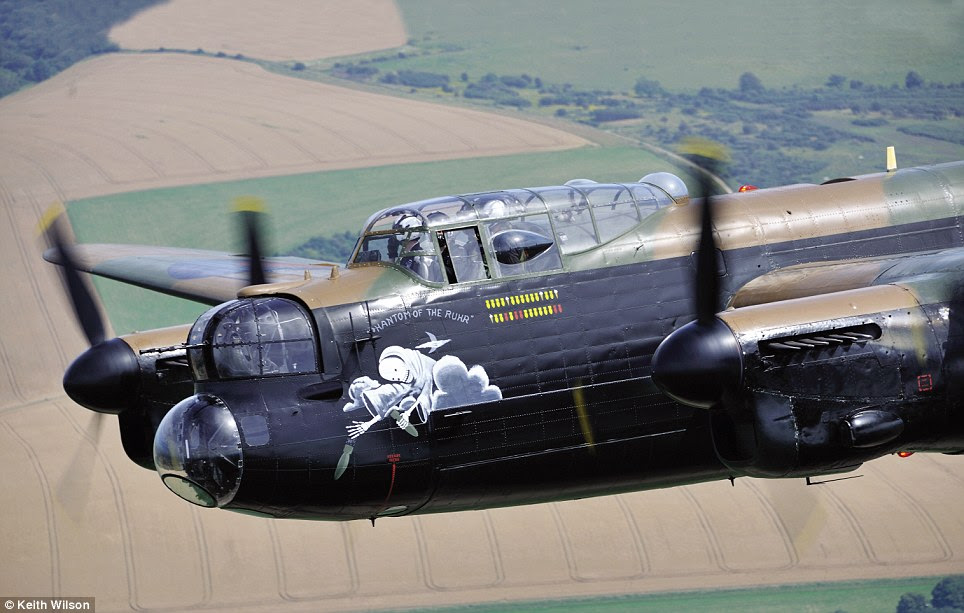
[{"left": 153, "top": 394, "right": 242, "bottom": 508}]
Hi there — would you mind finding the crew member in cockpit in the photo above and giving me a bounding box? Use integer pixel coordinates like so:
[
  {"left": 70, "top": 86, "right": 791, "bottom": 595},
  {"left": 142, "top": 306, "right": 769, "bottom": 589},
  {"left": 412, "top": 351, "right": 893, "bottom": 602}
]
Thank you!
[{"left": 394, "top": 214, "right": 442, "bottom": 282}]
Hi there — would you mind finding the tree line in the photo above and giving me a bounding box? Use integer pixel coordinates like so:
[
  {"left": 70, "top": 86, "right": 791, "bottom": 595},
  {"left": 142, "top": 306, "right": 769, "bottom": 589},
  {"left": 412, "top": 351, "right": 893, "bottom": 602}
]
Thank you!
[
  {"left": 283, "top": 230, "right": 358, "bottom": 264},
  {"left": 329, "top": 58, "right": 963, "bottom": 186},
  {"left": 896, "top": 575, "right": 963, "bottom": 612},
  {"left": 0, "top": 0, "right": 162, "bottom": 97}
]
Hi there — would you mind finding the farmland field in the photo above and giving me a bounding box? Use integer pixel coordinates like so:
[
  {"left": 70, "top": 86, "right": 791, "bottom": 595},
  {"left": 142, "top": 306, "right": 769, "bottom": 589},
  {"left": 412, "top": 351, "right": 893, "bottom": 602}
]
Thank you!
[
  {"left": 3, "top": 1, "right": 964, "bottom": 612},
  {"left": 295, "top": 1, "right": 963, "bottom": 186},
  {"left": 375, "top": 0, "right": 964, "bottom": 92},
  {"left": 0, "top": 53, "right": 587, "bottom": 203},
  {"left": 419, "top": 576, "right": 946, "bottom": 613},
  {"left": 109, "top": 0, "right": 406, "bottom": 61}
]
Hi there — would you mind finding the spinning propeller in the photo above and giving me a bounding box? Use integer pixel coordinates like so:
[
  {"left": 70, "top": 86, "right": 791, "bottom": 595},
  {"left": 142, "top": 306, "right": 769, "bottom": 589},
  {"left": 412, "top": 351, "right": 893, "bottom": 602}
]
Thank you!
[
  {"left": 43, "top": 199, "right": 271, "bottom": 415},
  {"left": 40, "top": 205, "right": 107, "bottom": 347},
  {"left": 650, "top": 141, "right": 743, "bottom": 409},
  {"left": 649, "top": 146, "right": 829, "bottom": 533},
  {"left": 233, "top": 195, "right": 268, "bottom": 287},
  {"left": 41, "top": 205, "right": 135, "bottom": 413}
]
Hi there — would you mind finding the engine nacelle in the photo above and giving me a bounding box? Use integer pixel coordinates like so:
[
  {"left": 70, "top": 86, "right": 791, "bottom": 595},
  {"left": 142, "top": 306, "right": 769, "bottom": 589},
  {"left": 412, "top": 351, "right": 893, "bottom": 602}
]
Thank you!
[
  {"left": 705, "top": 284, "right": 957, "bottom": 478},
  {"left": 63, "top": 325, "right": 194, "bottom": 469}
]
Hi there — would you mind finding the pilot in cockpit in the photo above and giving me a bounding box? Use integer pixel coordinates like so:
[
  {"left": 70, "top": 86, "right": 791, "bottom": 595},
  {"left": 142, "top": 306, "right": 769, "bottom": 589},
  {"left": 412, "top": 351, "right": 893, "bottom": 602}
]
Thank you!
[{"left": 394, "top": 214, "right": 442, "bottom": 282}]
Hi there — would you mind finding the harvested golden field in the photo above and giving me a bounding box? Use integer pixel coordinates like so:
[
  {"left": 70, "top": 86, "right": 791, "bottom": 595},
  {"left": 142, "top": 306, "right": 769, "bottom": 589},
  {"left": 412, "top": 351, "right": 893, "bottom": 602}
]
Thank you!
[
  {"left": 0, "top": 53, "right": 587, "bottom": 202},
  {"left": 109, "top": 0, "right": 407, "bottom": 61},
  {"left": 0, "top": 19, "right": 962, "bottom": 613}
]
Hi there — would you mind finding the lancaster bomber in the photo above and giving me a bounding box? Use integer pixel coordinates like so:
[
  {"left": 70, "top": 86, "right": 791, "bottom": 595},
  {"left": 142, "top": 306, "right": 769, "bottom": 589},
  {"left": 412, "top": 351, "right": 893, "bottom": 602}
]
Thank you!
[{"left": 45, "top": 148, "right": 964, "bottom": 521}]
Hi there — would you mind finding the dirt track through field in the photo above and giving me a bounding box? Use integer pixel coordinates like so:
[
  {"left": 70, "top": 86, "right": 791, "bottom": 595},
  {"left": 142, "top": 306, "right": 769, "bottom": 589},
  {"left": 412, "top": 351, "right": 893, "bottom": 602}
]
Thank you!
[{"left": 1, "top": 10, "right": 963, "bottom": 613}]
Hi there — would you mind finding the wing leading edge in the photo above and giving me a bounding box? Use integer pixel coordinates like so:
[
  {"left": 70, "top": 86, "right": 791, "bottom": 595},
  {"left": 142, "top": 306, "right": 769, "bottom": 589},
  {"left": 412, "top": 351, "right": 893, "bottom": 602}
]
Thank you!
[
  {"left": 43, "top": 243, "right": 339, "bottom": 305},
  {"left": 730, "top": 247, "right": 964, "bottom": 309}
]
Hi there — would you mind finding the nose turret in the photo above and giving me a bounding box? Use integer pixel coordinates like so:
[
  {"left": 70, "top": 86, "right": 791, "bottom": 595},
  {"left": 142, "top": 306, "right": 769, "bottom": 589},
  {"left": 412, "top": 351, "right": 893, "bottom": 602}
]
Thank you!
[{"left": 153, "top": 394, "right": 243, "bottom": 508}]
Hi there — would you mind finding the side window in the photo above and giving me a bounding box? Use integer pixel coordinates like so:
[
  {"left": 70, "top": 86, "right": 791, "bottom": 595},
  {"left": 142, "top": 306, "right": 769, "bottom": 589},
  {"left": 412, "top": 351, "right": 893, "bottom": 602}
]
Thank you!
[
  {"left": 394, "top": 230, "right": 444, "bottom": 283},
  {"left": 539, "top": 187, "right": 599, "bottom": 254},
  {"left": 438, "top": 227, "right": 489, "bottom": 283},
  {"left": 629, "top": 184, "right": 662, "bottom": 219},
  {"left": 588, "top": 186, "right": 640, "bottom": 242},
  {"left": 355, "top": 232, "right": 444, "bottom": 283}
]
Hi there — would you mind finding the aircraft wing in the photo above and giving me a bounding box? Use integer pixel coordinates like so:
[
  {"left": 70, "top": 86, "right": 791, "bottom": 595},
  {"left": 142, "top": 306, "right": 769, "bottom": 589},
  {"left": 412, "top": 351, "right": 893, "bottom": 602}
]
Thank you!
[
  {"left": 716, "top": 246, "right": 964, "bottom": 368},
  {"left": 43, "top": 243, "right": 340, "bottom": 305},
  {"left": 728, "top": 248, "right": 963, "bottom": 309}
]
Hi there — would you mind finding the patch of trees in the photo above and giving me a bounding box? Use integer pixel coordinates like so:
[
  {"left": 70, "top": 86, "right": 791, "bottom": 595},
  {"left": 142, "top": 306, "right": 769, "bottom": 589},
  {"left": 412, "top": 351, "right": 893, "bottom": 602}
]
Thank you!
[
  {"left": 896, "top": 575, "right": 964, "bottom": 612},
  {"left": 283, "top": 231, "right": 358, "bottom": 264},
  {"left": 726, "top": 80, "right": 963, "bottom": 120},
  {"left": 738, "top": 71, "right": 764, "bottom": 93},
  {"left": 334, "top": 61, "right": 455, "bottom": 92},
  {"left": 383, "top": 69, "right": 449, "bottom": 88},
  {"left": 325, "top": 57, "right": 963, "bottom": 186},
  {"left": 0, "top": 0, "right": 163, "bottom": 97},
  {"left": 633, "top": 77, "right": 664, "bottom": 98},
  {"left": 331, "top": 62, "right": 379, "bottom": 80},
  {"left": 462, "top": 73, "right": 531, "bottom": 107},
  {"left": 899, "top": 124, "right": 964, "bottom": 146},
  {"left": 590, "top": 108, "right": 641, "bottom": 122},
  {"left": 852, "top": 117, "right": 888, "bottom": 127},
  {"left": 617, "top": 70, "right": 963, "bottom": 185},
  {"left": 498, "top": 74, "right": 537, "bottom": 88},
  {"left": 334, "top": 63, "right": 548, "bottom": 107},
  {"left": 537, "top": 83, "right": 615, "bottom": 109}
]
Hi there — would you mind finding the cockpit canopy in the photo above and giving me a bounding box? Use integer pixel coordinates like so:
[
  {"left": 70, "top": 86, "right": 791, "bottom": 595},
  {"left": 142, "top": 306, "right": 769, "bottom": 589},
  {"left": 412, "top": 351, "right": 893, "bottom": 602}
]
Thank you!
[
  {"left": 187, "top": 297, "right": 318, "bottom": 381},
  {"left": 349, "top": 175, "right": 684, "bottom": 284}
]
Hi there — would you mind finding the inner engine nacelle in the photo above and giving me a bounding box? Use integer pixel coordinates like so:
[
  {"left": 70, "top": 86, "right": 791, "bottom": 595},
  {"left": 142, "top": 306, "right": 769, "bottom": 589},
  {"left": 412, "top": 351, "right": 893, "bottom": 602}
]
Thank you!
[{"left": 710, "top": 284, "right": 953, "bottom": 478}]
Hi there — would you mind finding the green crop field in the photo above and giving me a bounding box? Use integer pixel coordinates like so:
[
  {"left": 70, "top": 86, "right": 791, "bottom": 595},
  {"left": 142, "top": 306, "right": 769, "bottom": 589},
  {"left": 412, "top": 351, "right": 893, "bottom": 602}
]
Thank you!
[
  {"left": 69, "top": 146, "right": 680, "bottom": 253},
  {"left": 378, "top": 1, "right": 964, "bottom": 93},
  {"left": 406, "top": 576, "right": 946, "bottom": 613},
  {"left": 68, "top": 146, "right": 686, "bottom": 333},
  {"left": 807, "top": 112, "right": 964, "bottom": 179},
  {"left": 283, "top": 1, "right": 963, "bottom": 188}
]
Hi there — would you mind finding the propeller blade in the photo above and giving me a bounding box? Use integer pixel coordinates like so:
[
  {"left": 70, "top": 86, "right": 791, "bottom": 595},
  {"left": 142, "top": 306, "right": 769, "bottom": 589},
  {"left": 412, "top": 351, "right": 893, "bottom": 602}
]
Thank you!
[
  {"left": 56, "top": 410, "right": 106, "bottom": 520},
  {"left": 233, "top": 196, "right": 268, "bottom": 286},
  {"left": 651, "top": 140, "right": 741, "bottom": 409},
  {"left": 683, "top": 138, "right": 728, "bottom": 324},
  {"left": 759, "top": 478, "right": 828, "bottom": 554},
  {"left": 694, "top": 164, "right": 719, "bottom": 324},
  {"left": 40, "top": 205, "right": 107, "bottom": 346}
]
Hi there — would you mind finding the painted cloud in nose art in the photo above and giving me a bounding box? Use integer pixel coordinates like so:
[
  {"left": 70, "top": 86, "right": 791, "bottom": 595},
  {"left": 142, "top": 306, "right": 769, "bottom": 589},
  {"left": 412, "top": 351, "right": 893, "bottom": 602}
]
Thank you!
[{"left": 432, "top": 354, "right": 503, "bottom": 410}]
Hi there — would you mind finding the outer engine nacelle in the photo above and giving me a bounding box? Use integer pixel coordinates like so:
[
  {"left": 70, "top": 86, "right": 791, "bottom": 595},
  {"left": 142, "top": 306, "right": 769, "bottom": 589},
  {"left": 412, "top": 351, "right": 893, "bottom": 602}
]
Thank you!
[{"left": 63, "top": 325, "right": 194, "bottom": 469}]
